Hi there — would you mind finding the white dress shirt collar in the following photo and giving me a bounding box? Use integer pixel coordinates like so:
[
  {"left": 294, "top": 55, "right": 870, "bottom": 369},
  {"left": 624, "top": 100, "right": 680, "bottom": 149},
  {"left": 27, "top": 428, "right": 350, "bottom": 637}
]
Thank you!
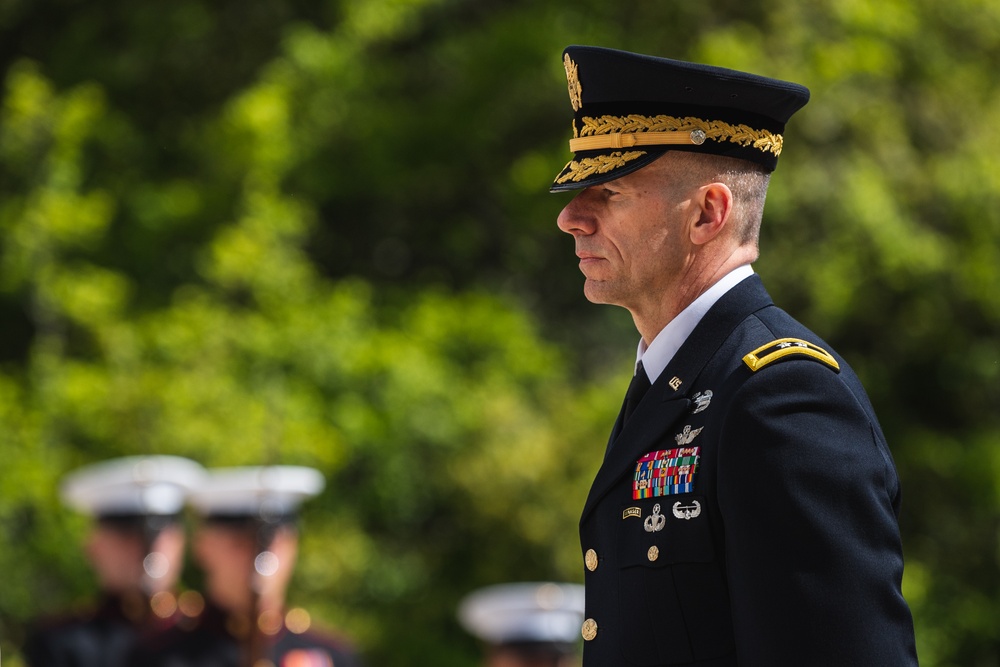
[{"left": 636, "top": 265, "right": 755, "bottom": 384}]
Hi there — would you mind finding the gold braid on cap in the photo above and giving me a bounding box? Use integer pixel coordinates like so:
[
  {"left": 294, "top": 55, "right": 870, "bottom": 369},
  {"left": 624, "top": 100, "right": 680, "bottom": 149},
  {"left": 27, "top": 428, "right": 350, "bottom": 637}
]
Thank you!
[
  {"left": 555, "top": 151, "right": 647, "bottom": 184},
  {"left": 564, "top": 54, "right": 583, "bottom": 112},
  {"left": 573, "top": 114, "right": 784, "bottom": 156}
]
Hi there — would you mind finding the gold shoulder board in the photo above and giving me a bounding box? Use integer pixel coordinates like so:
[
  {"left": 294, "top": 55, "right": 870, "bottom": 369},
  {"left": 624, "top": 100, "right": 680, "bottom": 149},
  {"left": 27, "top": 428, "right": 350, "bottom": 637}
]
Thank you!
[{"left": 742, "top": 338, "right": 840, "bottom": 373}]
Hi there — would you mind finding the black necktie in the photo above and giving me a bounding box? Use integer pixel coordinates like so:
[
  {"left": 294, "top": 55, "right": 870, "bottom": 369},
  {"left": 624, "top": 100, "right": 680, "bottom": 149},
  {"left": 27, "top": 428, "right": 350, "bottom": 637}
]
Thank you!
[
  {"left": 623, "top": 361, "right": 651, "bottom": 423},
  {"left": 607, "top": 362, "right": 651, "bottom": 456}
]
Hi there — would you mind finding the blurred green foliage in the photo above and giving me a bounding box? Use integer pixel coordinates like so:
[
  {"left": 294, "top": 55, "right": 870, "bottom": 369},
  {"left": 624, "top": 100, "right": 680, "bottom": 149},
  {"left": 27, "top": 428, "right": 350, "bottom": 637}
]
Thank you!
[{"left": 1, "top": 0, "right": 999, "bottom": 665}]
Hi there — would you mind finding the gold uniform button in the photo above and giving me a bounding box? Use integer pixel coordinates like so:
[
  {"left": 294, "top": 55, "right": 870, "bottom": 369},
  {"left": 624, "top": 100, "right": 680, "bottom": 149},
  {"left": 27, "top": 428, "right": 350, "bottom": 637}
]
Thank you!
[
  {"left": 647, "top": 545, "right": 660, "bottom": 562},
  {"left": 582, "top": 618, "right": 598, "bottom": 641},
  {"left": 585, "top": 548, "right": 598, "bottom": 571}
]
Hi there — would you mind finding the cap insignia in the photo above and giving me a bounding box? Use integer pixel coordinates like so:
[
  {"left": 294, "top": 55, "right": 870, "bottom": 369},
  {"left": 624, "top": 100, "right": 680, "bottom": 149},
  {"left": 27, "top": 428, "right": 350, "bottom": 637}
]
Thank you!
[
  {"left": 564, "top": 54, "right": 583, "bottom": 112},
  {"left": 743, "top": 338, "right": 840, "bottom": 372},
  {"left": 556, "top": 150, "right": 647, "bottom": 185}
]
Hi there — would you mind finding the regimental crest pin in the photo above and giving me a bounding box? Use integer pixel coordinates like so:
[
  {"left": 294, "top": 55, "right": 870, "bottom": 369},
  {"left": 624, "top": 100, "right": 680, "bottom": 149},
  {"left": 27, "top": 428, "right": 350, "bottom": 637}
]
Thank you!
[
  {"left": 564, "top": 54, "right": 582, "bottom": 112},
  {"left": 675, "top": 424, "right": 703, "bottom": 446},
  {"left": 691, "top": 390, "right": 713, "bottom": 414}
]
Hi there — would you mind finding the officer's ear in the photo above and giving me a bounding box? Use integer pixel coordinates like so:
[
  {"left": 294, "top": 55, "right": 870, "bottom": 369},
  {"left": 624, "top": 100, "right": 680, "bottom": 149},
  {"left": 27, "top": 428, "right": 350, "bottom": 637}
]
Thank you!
[{"left": 689, "top": 182, "right": 733, "bottom": 246}]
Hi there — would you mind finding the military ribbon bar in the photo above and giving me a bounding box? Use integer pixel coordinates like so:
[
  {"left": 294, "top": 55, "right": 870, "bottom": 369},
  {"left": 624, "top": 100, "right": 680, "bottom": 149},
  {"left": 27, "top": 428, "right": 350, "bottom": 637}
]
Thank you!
[{"left": 633, "top": 447, "right": 700, "bottom": 500}]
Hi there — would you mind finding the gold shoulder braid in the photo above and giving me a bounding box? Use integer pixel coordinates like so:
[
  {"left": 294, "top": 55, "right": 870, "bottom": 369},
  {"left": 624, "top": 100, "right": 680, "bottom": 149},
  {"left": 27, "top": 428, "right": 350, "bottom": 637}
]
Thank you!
[
  {"left": 742, "top": 338, "right": 840, "bottom": 373},
  {"left": 556, "top": 151, "right": 647, "bottom": 184},
  {"left": 574, "top": 114, "right": 784, "bottom": 156}
]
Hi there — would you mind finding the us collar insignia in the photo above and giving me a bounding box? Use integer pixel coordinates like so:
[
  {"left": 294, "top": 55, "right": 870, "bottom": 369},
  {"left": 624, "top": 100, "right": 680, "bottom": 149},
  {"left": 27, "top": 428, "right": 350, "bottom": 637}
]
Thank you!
[
  {"left": 675, "top": 424, "right": 703, "bottom": 446},
  {"left": 633, "top": 447, "right": 700, "bottom": 499},
  {"left": 564, "top": 53, "right": 582, "bottom": 112},
  {"left": 691, "top": 390, "right": 713, "bottom": 414}
]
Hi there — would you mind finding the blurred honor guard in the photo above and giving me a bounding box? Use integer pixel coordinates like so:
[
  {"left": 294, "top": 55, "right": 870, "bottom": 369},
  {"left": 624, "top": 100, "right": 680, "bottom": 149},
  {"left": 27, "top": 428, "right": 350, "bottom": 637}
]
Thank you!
[
  {"left": 552, "top": 46, "right": 918, "bottom": 665},
  {"left": 22, "top": 455, "right": 206, "bottom": 667},
  {"left": 459, "top": 582, "right": 585, "bottom": 667},
  {"left": 131, "top": 465, "right": 364, "bottom": 667}
]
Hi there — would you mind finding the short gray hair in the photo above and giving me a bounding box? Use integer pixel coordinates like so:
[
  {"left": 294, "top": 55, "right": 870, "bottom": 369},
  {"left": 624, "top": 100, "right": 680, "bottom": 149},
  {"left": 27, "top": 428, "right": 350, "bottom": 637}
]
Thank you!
[{"left": 663, "top": 152, "right": 771, "bottom": 247}]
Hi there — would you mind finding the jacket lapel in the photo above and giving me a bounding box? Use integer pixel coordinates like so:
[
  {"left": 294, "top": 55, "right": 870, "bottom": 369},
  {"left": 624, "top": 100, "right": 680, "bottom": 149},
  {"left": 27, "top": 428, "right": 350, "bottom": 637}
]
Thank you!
[
  {"left": 581, "top": 275, "right": 774, "bottom": 522},
  {"left": 582, "top": 385, "right": 690, "bottom": 521}
]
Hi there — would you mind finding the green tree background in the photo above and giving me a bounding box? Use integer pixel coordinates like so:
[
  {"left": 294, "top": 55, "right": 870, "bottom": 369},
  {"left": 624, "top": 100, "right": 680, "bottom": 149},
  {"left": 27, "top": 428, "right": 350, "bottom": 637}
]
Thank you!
[{"left": 1, "top": 0, "right": 998, "bottom": 665}]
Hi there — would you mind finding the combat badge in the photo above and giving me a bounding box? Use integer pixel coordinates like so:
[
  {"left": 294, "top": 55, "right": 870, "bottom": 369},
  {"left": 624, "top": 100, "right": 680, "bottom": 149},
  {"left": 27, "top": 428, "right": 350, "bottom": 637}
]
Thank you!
[
  {"left": 691, "top": 390, "right": 713, "bottom": 414},
  {"left": 633, "top": 447, "right": 700, "bottom": 499},
  {"left": 672, "top": 500, "right": 702, "bottom": 520}
]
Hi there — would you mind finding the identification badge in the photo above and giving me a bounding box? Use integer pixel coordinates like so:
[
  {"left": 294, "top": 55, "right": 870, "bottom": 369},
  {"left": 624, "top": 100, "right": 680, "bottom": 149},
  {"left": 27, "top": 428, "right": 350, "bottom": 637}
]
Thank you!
[{"left": 633, "top": 447, "right": 700, "bottom": 499}]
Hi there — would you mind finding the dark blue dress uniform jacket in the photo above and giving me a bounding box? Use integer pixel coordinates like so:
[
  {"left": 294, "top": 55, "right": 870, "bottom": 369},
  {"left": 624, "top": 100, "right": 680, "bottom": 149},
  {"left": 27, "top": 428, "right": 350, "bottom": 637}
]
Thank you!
[
  {"left": 579, "top": 275, "right": 918, "bottom": 667},
  {"left": 22, "top": 594, "right": 173, "bottom": 667},
  {"left": 127, "top": 601, "right": 364, "bottom": 667}
]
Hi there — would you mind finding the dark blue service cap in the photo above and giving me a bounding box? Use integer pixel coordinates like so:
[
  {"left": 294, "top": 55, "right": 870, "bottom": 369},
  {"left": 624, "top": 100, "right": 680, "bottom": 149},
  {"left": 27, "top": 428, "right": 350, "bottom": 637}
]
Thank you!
[{"left": 551, "top": 45, "right": 810, "bottom": 191}]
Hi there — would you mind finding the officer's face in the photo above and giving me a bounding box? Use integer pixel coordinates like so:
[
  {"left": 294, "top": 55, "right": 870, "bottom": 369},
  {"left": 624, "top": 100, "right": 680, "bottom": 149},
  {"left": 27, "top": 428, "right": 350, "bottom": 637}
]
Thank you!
[
  {"left": 85, "top": 525, "right": 146, "bottom": 593},
  {"left": 86, "top": 523, "right": 186, "bottom": 595},
  {"left": 194, "top": 524, "right": 298, "bottom": 613},
  {"left": 556, "top": 154, "right": 701, "bottom": 319},
  {"left": 193, "top": 526, "right": 251, "bottom": 611}
]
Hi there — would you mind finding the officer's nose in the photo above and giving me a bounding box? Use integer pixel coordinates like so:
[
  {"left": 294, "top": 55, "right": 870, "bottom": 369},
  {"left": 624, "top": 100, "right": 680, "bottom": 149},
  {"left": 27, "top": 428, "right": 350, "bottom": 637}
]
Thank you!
[{"left": 556, "top": 191, "right": 596, "bottom": 237}]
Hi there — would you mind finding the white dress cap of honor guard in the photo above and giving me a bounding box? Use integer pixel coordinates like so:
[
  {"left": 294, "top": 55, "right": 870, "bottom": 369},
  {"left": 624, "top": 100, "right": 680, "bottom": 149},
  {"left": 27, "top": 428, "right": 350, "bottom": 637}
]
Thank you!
[
  {"left": 60, "top": 455, "right": 208, "bottom": 517},
  {"left": 458, "top": 582, "right": 586, "bottom": 647},
  {"left": 185, "top": 466, "right": 326, "bottom": 519}
]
